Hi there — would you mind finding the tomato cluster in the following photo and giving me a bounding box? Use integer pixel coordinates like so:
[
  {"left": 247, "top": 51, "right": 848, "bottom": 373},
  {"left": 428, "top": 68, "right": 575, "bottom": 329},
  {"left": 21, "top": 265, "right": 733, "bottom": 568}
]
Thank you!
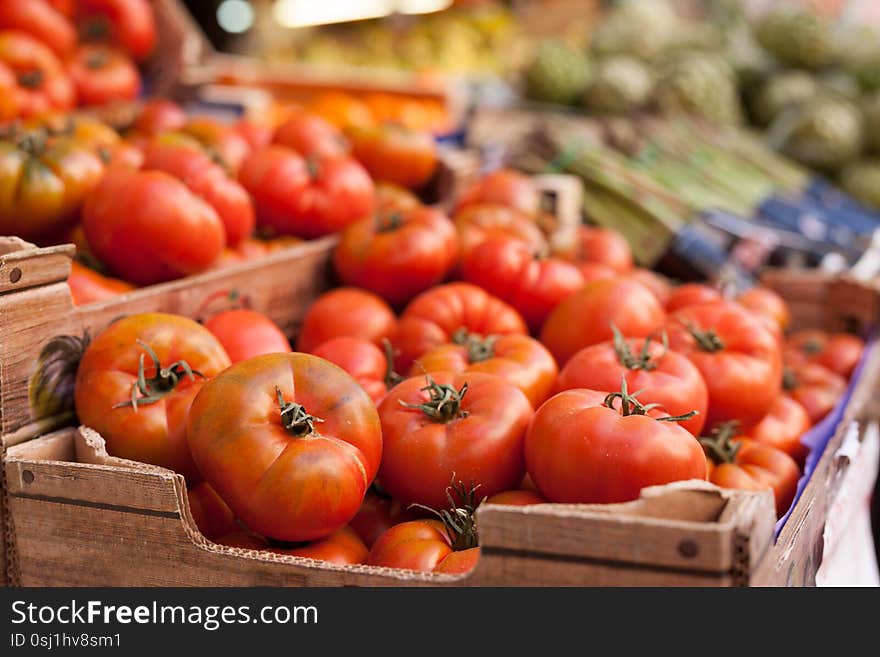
[{"left": 67, "top": 167, "right": 865, "bottom": 576}]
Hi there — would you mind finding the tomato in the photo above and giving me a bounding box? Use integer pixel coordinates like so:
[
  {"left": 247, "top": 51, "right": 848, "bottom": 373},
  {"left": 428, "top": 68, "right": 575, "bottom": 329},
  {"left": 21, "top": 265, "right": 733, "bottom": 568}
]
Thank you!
[
  {"left": 550, "top": 225, "right": 634, "bottom": 273},
  {"left": 68, "top": 259, "right": 135, "bottom": 305},
  {"left": 74, "top": 312, "right": 231, "bottom": 482},
  {"left": 410, "top": 331, "right": 557, "bottom": 409},
  {"left": 234, "top": 116, "right": 273, "bottom": 152},
  {"left": 461, "top": 236, "right": 585, "bottom": 333},
  {"left": 665, "top": 302, "right": 782, "bottom": 428},
  {"left": 626, "top": 267, "right": 672, "bottom": 306},
  {"left": 295, "top": 287, "right": 397, "bottom": 354},
  {"left": 783, "top": 362, "right": 846, "bottom": 424},
  {"left": 76, "top": 0, "right": 157, "bottom": 61},
  {"left": 179, "top": 117, "right": 252, "bottom": 174},
  {"left": 455, "top": 168, "right": 540, "bottom": 217},
  {"left": 0, "top": 131, "right": 104, "bottom": 241},
  {"left": 273, "top": 109, "right": 349, "bottom": 159},
  {"left": 701, "top": 424, "right": 800, "bottom": 517},
  {"left": 575, "top": 261, "right": 617, "bottom": 283},
  {"left": 485, "top": 489, "right": 546, "bottom": 505},
  {"left": 740, "top": 394, "right": 811, "bottom": 465},
  {"left": 203, "top": 309, "right": 291, "bottom": 364},
  {"left": 737, "top": 287, "right": 791, "bottom": 333},
  {"left": 131, "top": 98, "right": 186, "bottom": 136},
  {"left": 346, "top": 123, "right": 438, "bottom": 191},
  {"left": 307, "top": 91, "right": 375, "bottom": 130},
  {"left": 665, "top": 283, "right": 723, "bottom": 313},
  {"left": 0, "top": 0, "right": 76, "bottom": 57},
  {"left": 540, "top": 277, "right": 666, "bottom": 367},
  {"left": 83, "top": 168, "right": 226, "bottom": 285},
  {"left": 270, "top": 526, "right": 368, "bottom": 566},
  {"left": 378, "top": 372, "right": 532, "bottom": 508},
  {"left": 432, "top": 547, "right": 480, "bottom": 574},
  {"left": 0, "top": 62, "right": 20, "bottom": 122},
  {"left": 142, "top": 137, "right": 255, "bottom": 245},
  {"left": 454, "top": 203, "right": 546, "bottom": 261},
  {"left": 524, "top": 387, "right": 707, "bottom": 504},
  {"left": 311, "top": 336, "right": 389, "bottom": 403},
  {"left": 66, "top": 44, "right": 139, "bottom": 106},
  {"left": 391, "top": 282, "right": 528, "bottom": 373},
  {"left": 555, "top": 331, "right": 708, "bottom": 436},
  {"left": 348, "top": 488, "right": 420, "bottom": 548},
  {"left": 0, "top": 31, "right": 74, "bottom": 117},
  {"left": 239, "top": 146, "right": 375, "bottom": 239},
  {"left": 375, "top": 181, "right": 421, "bottom": 213},
  {"left": 333, "top": 205, "right": 458, "bottom": 309},
  {"left": 786, "top": 329, "right": 864, "bottom": 379},
  {"left": 187, "top": 352, "right": 382, "bottom": 541},
  {"left": 188, "top": 481, "right": 237, "bottom": 540}
]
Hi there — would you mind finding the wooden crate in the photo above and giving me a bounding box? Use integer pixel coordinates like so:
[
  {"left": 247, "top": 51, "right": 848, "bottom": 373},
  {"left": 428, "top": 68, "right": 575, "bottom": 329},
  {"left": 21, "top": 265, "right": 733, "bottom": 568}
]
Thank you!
[{"left": 2, "top": 260, "right": 878, "bottom": 586}]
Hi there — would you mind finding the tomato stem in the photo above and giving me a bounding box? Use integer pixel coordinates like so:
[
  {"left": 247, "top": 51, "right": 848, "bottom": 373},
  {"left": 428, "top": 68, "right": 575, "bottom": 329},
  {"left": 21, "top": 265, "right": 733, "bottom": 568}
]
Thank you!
[
  {"left": 782, "top": 368, "right": 798, "bottom": 392},
  {"left": 113, "top": 341, "right": 204, "bottom": 411},
  {"left": 451, "top": 328, "right": 496, "bottom": 363},
  {"left": 603, "top": 377, "right": 698, "bottom": 423},
  {"left": 399, "top": 375, "right": 469, "bottom": 423},
  {"left": 801, "top": 339, "right": 824, "bottom": 355},
  {"left": 276, "top": 387, "right": 324, "bottom": 437},
  {"left": 682, "top": 320, "right": 725, "bottom": 353},
  {"left": 17, "top": 70, "right": 44, "bottom": 89},
  {"left": 699, "top": 422, "right": 742, "bottom": 465},
  {"left": 375, "top": 211, "right": 404, "bottom": 233},
  {"left": 611, "top": 323, "right": 667, "bottom": 371},
  {"left": 382, "top": 338, "right": 403, "bottom": 389},
  {"left": 409, "top": 477, "right": 482, "bottom": 551}
]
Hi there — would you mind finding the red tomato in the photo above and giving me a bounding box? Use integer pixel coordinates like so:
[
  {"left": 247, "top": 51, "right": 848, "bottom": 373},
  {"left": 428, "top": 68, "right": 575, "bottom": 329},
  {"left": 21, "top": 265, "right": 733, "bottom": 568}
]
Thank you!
[
  {"left": 454, "top": 204, "right": 547, "bottom": 261},
  {"left": 273, "top": 110, "right": 349, "bottom": 159},
  {"left": 784, "top": 362, "right": 846, "bottom": 424},
  {"left": 540, "top": 277, "right": 666, "bottom": 367},
  {"left": 375, "top": 181, "right": 421, "bottom": 213},
  {"left": 626, "top": 267, "right": 673, "bottom": 306},
  {"left": 348, "top": 488, "right": 420, "bottom": 548},
  {"left": 455, "top": 168, "right": 540, "bottom": 216},
  {"left": 739, "top": 394, "right": 811, "bottom": 465},
  {"left": 188, "top": 481, "right": 237, "bottom": 540},
  {"left": 334, "top": 205, "right": 458, "bottom": 309},
  {"left": 203, "top": 309, "right": 292, "bottom": 364},
  {"left": 701, "top": 425, "right": 800, "bottom": 517},
  {"left": 665, "top": 302, "right": 782, "bottom": 428},
  {"left": 74, "top": 313, "right": 232, "bottom": 482},
  {"left": 0, "top": 31, "right": 74, "bottom": 117},
  {"left": 311, "top": 336, "right": 389, "bottom": 403},
  {"left": 391, "top": 282, "right": 528, "bottom": 372},
  {"left": 665, "top": 283, "right": 723, "bottom": 313},
  {"left": 66, "top": 44, "right": 139, "bottom": 106},
  {"left": 68, "top": 259, "right": 135, "bottom": 305},
  {"left": 550, "top": 225, "right": 634, "bottom": 273},
  {"left": 234, "top": 117, "right": 273, "bottom": 152},
  {"left": 555, "top": 332, "right": 708, "bottom": 436},
  {"left": 378, "top": 372, "right": 533, "bottom": 508},
  {"left": 485, "top": 489, "right": 546, "bottom": 505},
  {"left": 576, "top": 261, "right": 617, "bottom": 283},
  {"left": 296, "top": 287, "right": 397, "bottom": 354},
  {"left": 525, "top": 387, "right": 707, "bottom": 504},
  {"left": 737, "top": 287, "right": 791, "bottom": 332},
  {"left": 142, "top": 138, "right": 255, "bottom": 246},
  {"left": 0, "top": 0, "right": 76, "bottom": 57},
  {"left": 239, "top": 146, "right": 375, "bottom": 239},
  {"left": 187, "top": 352, "right": 383, "bottom": 542},
  {"left": 411, "top": 331, "right": 557, "bottom": 409},
  {"left": 432, "top": 548, "right": 480, "bottom": 574},
  {"left": 461, "top": 236, "right": 585, "bottom": 333},
  {"left": 132, "top": 98, "right": 186, "bottom": 136},
  {"left": 76, "top": 0, "right": 157, "bottom": 61},
  {"left": 346, "top": 122, "right": 438, "bottom": 190},
  {"left": 786, "top": 330, "right": 864, "bottom": 379},
  {"left": 180, "top": 116, "right": 253, "bottom": 174},
  {"left": 270, "top": 526, "right": 368, "bottom": 565},
  {"left": 83, "top": 168, "right": 226, "bottom": 285}
]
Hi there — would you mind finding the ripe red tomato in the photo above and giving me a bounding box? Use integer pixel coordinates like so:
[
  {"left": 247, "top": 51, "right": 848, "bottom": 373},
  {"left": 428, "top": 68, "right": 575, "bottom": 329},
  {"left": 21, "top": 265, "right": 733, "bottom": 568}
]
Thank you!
[
  {"left": 540, "top": 277, "right": 666, "bottom": 367},
  {"left": 188, "top": 481, "right": 237, "bottom": 540},
  {"left": 555, "top": 332, "right": 708, "bottom": 436},
  {"left": 783, "top": 362, "right": 846, "bottom": 424},
  {"left": 665, "top": 302, "right": 782, "bottom": 428},
  {"left": 701, "top": 425, "right": 800, "bottom": 517},
  {"left": 334, "top": 205, "right": 458, "bottom": 308},
  {"left": 455, "top": 168, "right": 540, "bottom": 216},
  {"left": 550, "top": 225, "right": 634, "bottom": 273},
  {"left": 187, "top": 352, "right": 383, "bottom": 542},
  {"left": 485, "top": 489, "right": 546, "bottom": 505},
  {"left": 131, "top": 98, "right": 186, "bottom": 136},
  {"left": 66, "top": 44, "right": 139, "bottom": 106},
  {"left": 348, "top": 488, "right": 421, "bottom": 548},
  {"left": 737, "top": 287, "right": 791, "bottom": 333},
  {"left": 411, "top": 331, "right": 557, "bottom": 409},
  {"left": 375, "top": 182, "right": 421, "bottom": 213},
  {"left": 179, "top": 116, "right": 253, "bottom": 174},
  {"left": 786, "top": 330, "right": 864, "bottom": 379},
  {"left": 0, "top": 0, "right": 76, "bottom": 57},
  {"left": 378, "top": 372, "right": 532, "bottom": 508},
  {"left": 626, "top": 267, "right": 673, "bottom": 306},
  {"left": 346, "top": 122, "right": 438, "bottom": 190},
  {"left": 273, "top": 110, "right": 349, "bottom": 159},
  {"left": 739, "top": 394, "right": 811, "bottom": 465},
  {"left": 83, "top": 168, "right": 226, "bottom": 285},
  {"left": 0, "top": 31, "right": 74, "bottom": 117},
  {"left": 576, "top": 261, "right": 617, "bottom": 283},
  {"left": 234, "top": 117, "right": 273, "bottom": 152},
  {"left": 461, "top": 236, "right": 585, "bottom": 333},
  {"left": 454, "top": 204, "right": 547, "bottom": 261},
  {"left": 74, "top": 313, "right": 231, "bottom": 482},
  {"left": 68, "top": 259, "right": 135, "bottom": 305},
  {"left": 75, "top": 0, "right": 157, "bottom": 61},
  {"left": 239, "top": 146, "right": 375, "bottom": 239},
  {"left": 665, "top": 283, "right": 723, "bottom": 313},
  {"left": 296, "top": 287, "right": 397, "bottom": 354},
  {"left": 270, "top": 526, "right": 368, "bottom": 565},
  {"left": 391, "top": 282, "right": 528, "bottom": 372},
  {"left": 311, "top": 336, "right": 389, "bottom": 403},
  {"left": 203, "top": 309, "right": 291, "bottom": 364},
  {"left": 142, "top": 137, "right": 255, "bottom": 246}
]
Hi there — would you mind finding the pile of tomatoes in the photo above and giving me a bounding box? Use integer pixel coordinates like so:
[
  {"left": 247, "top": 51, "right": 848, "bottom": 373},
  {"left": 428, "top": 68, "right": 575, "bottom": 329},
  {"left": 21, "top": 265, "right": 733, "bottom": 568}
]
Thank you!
[{"left": 66, "top": 166, "right": 865, "bottom": 575}]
